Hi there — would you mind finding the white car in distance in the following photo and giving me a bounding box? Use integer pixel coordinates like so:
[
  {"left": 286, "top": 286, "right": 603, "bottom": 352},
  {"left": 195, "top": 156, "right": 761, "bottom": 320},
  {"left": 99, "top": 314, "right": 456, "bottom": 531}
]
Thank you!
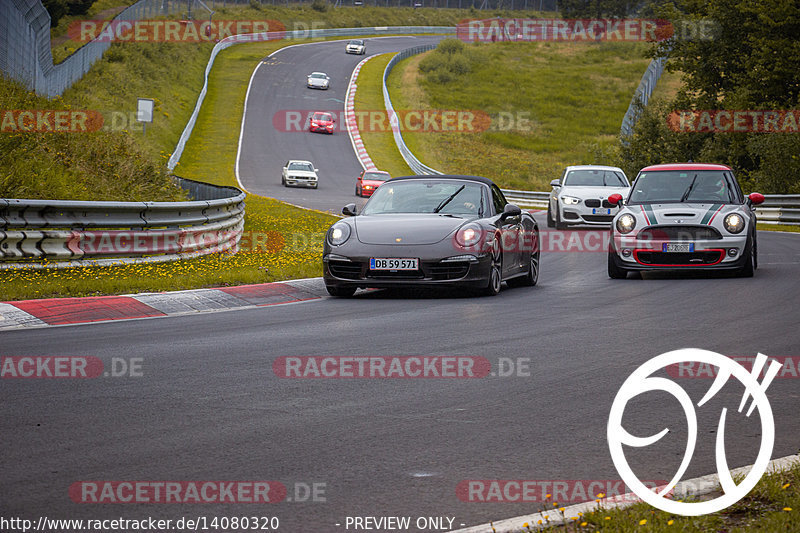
[
  {"left": 282, "top": 160, "right": 319, "bottom": 189},
  {"left": 345, "top": 40, "right": 366, "bottom": 55},
  {"left": 307, "top": 72, "right": 330, "bottom": 90},
  {"left": 548, "top": 165, "right": 630, "bottom": 229}
]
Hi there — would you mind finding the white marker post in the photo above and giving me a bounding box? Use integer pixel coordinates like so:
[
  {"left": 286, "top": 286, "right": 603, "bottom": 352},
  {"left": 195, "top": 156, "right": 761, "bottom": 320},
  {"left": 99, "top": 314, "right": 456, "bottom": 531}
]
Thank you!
[{"left": 137, "top": 98, "right": 154, "bottom": 135}]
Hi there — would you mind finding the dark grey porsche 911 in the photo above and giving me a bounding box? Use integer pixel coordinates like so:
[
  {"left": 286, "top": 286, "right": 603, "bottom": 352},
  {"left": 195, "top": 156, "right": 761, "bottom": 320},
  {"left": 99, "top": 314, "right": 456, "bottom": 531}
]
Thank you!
[{"left": 323, "top": 175, "right": 540, "bottom": 297}]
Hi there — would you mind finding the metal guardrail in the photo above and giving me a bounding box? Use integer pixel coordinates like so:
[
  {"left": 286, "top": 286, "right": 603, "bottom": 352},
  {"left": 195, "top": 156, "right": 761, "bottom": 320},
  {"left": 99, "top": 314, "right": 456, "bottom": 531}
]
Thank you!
[
  {"left": 620, "top": 54, "right": 669, "bottom": 139},
  {"left": 382, "top": 44, "right": 444, "bottom": 176},
  {"left": 0, "top": 177, "right": 246, "bottom": 268},
  {"left": 499, "top": 189, "right": 549, "bottom": 209},
  {"left": 168, "top": 26, "right": 455, "bottom": 171}
]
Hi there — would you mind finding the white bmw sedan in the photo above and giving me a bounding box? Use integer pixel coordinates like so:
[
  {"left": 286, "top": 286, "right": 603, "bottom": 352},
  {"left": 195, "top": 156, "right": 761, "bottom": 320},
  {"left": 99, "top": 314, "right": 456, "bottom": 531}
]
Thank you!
[{"left": 547, "top": 165, "right": 630, "bottom": 229}]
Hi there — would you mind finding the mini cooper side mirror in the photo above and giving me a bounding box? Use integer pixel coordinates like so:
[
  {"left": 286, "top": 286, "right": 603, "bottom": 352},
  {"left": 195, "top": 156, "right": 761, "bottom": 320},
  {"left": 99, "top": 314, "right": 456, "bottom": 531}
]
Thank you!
[
  {"left": 342, "top": 203, "right": 357, "bottom": 216},
  {"left": 748, "top": 192, "right": 765, "bottom": 206},
  {"left": 500, "top": 203, "right": 522, "bottom": 219},
  {"left": 550, "top": 179, "right": 561, "bottom": 188},
  {"left": 608, "top": 193, "right": 624, "bottom": 206}
]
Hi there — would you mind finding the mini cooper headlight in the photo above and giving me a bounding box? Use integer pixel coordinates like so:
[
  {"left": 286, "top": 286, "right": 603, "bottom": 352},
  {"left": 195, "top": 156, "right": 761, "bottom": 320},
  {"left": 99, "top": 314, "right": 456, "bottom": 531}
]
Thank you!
[
  {"left": 561, "top": 196, "right": 581, "bottom": 205},
  {"left": 327, "top": 223, "right": 351, "bottom": 246},
  {"left": 724, "top": 213, "right": 745, "bottom": 234},
  {"left": 616, "top": 214, "right": 636, "bottom": 234},
  {"left": 455, "top": 223, "right": 484, "bottom": 248}
]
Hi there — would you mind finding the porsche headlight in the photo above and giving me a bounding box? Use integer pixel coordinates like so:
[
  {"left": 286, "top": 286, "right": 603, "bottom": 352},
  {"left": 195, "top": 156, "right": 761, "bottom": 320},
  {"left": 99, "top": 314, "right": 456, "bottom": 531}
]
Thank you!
[
  {"left": 455, "top": 223, "right": 484, "bottom": 248},
  {"left": 616, "top": 214, "right": 636, "bottom": 234},
  {"left": 327, "top": 223, "right": 351, "bottom": 246},
  {"left": 561, "top": 196, "right": 581, "bottom": 205},
  {"left": 724, "top": 213, "right": 745, "bottom": 234}
]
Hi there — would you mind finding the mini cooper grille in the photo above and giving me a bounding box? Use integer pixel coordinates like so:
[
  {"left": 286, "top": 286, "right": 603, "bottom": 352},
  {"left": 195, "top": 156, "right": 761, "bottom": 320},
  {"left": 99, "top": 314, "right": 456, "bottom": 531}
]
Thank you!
[
  {"left": 638, "top": 226, "right": 723, "bottom": 241},
  {"left": 328, "top": 261, "right": 361, "bottom": 280},
  {"left": 636, "top": 250, "right": 724, "bottom": 265},
  {"left": 426, "top": 262, "right": 470, "bottom": 280},
  {"left": 582, "top": 214, "right": 615, "bottom": 222}
]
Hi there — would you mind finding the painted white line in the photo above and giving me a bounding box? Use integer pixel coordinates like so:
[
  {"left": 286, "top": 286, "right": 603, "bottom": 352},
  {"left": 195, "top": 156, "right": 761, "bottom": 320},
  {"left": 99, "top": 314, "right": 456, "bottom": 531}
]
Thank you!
[{"left": 448, "top": 453, "right": 800, "bottom": 532}]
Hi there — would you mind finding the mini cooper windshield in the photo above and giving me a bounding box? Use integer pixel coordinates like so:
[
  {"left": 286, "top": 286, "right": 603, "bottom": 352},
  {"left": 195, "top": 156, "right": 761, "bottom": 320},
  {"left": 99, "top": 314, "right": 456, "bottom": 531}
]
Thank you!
[
  {"left": 361, "top": 179, "right": 485, "bottom": 216},
  {"left": 629, "top": 170, "right": 738, "bottom": 204}
]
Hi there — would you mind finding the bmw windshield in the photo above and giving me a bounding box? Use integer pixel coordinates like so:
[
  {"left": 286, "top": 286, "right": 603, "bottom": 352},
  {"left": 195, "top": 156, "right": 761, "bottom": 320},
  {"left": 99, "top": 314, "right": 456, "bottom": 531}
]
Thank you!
[
  {"left": 361, "top": 180, "right": 486, "bottom": 216},
  {"left": 628, "top": 170, "right": 738, "bottom": 204},
  {"left": 564, "top": 169, "right": 628, "bottom": 187}
]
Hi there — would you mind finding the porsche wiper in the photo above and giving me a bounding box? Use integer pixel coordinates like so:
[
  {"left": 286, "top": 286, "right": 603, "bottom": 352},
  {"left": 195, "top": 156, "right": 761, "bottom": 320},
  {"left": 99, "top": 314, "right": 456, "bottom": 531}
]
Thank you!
[
  {"left": 680, "top": 174, "right": 698, "bottom": 202},
  {"left": 433, "top": 185, "right": 465, "bottom": 213}
]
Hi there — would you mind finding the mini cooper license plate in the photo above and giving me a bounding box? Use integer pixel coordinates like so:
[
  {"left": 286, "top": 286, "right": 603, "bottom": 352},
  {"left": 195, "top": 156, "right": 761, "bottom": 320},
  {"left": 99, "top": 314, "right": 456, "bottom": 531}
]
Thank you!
[
  {"left": 370, "top": 258, "right": 418, "bottom": 270},
  {"left": 663, "top": 243, "right": 694, "bottom": 253}
]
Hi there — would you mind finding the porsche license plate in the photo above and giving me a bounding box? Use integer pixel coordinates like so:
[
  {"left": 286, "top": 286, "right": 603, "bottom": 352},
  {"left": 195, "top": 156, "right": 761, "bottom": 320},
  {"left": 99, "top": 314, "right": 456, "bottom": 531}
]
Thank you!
[
  {"left": 663, "top": 243, "right": 694, "bottom": 253},
  {"left": 370, "top": 258, "right": 418, "bottom": 270}
]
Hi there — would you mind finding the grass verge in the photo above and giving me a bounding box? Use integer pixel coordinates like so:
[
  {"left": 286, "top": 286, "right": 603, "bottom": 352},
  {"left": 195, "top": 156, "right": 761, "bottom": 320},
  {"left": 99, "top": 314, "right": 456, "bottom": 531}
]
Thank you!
[
  {"left": 387, "top": 39, "right": 653, "bottom": 191},
  {"left": 515, "top": 460, "right": 799, "bottom": 532},
  {"left": 1, "top": 39, "right": 342, "bottom": 301},
  {"left": 353, "top": 53, "right": 413, "bottom": 177}
]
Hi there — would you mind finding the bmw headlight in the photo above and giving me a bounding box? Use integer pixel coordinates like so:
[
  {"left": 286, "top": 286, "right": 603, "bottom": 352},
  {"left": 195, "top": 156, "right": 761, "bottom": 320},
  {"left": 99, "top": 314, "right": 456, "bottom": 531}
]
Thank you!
[
  {"left": 561, "top": 196, "right": 580, "bottom": 205},
  {"left": 616, "top": 214, "right": 636, "bottom": 234},
  {"left": 455, "top": 223, "right": 484, "bottom": 249},
  {"left": 327, "top": 223, "right": 351, "bottom": 246},
  {"left": 724, "top": 213, "right": 745, "bottom": 234}
]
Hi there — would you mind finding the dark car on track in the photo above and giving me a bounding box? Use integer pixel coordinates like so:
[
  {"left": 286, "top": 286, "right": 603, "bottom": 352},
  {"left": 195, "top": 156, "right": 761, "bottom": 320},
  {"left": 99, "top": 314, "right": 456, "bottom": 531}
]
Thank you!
[{"left": 323, "top": 175, "right": 540, "bottom": 297}]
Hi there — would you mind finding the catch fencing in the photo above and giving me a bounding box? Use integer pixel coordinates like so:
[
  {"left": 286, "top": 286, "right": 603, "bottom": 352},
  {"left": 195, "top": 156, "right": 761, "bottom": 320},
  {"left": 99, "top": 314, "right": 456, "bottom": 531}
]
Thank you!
[
  {"left": 0, "top": 0, "right": 187, "bottom": 98},
  {"left": 0, "top": 177, "right": 245, "bottom": 269}
]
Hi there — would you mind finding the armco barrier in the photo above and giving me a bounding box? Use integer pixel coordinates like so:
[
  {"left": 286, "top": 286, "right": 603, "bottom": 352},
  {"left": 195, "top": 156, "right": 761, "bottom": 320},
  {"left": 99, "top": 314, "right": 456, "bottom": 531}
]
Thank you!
[
  {"left": 382, "top": 44, "right": 443, "bottom": 176},
  {"left": 0, "top": 177, "right": 245, "bottom": 269}
]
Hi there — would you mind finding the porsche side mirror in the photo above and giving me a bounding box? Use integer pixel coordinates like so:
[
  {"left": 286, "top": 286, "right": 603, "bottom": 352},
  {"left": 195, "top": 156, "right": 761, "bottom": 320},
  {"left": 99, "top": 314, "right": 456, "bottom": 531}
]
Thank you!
[
  {"left": 608, "top": 193, "right": 624, "bottom": 206},
  {"left": 500, "top": 203, "right": 522, "bottom": 220},
  {"left": 342, "top": 203, "right": 357, "bottom": 216},
  {"left": 747, "top": 192, "right": 765, "bottom": 206},
  {"left": 550, "top": 179, "right": 561, "bottom": 188}
]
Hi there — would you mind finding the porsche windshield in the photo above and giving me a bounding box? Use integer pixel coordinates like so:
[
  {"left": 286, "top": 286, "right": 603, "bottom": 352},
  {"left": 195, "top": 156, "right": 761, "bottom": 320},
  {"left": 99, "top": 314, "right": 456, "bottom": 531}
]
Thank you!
[
  {"left": 564, "top": 169, "right": 627, "bottom": 187},
  {"left": 362, "top": 180, "right": 485, "bottom": 216},
  {"left": 629, "top": 170, "right": 737, "bottom": 204}
]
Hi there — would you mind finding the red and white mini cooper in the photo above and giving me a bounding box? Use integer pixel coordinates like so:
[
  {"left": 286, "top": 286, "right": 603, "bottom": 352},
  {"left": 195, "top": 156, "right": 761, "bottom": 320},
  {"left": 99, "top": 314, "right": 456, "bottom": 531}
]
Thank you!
[{"left": 607, "top": 163, "right": 765, "bottom": 278}]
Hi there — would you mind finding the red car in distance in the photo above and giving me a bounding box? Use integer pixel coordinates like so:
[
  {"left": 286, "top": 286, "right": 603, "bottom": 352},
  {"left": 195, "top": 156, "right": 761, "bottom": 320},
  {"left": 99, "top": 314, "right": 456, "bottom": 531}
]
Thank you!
[
  {"left": 356, "top": 169, "right": 391, "bottom": 197},
  {"left": 309, "top": 111, "right": 335, "bottom": 134}
]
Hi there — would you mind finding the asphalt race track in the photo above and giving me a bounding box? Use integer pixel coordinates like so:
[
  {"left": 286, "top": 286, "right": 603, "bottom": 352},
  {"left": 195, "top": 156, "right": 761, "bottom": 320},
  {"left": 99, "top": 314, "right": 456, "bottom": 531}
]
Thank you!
[
  {"left": 2, "top": 227, "right": 800, "bottom": 531},
  {"left": 3, "top": 37, "right": 800, "bottom": 533},
  {"left": 236, "top": 36, "right": 444, "bottom": 214}
]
